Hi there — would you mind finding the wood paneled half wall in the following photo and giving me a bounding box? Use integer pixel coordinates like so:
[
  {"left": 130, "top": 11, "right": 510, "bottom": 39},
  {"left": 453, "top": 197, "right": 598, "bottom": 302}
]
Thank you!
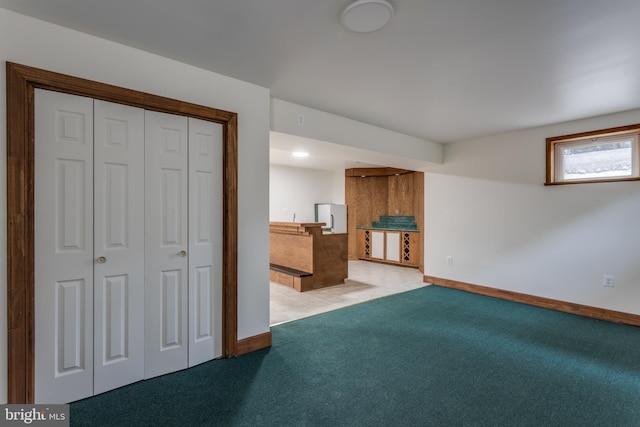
[{"left": 270, "top": 222, "right": 348, "bottom": 291}]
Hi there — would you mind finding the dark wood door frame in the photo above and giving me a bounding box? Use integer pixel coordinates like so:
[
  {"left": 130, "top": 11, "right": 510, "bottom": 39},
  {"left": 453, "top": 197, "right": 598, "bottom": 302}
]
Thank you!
[{"left": 6, "top": 62, "right": 239, "bottom": 403}]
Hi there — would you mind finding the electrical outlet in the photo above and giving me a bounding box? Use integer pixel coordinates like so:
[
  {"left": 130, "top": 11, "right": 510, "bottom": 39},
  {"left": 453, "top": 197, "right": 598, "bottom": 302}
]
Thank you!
[
  {"left": 446, "top": 256, "right": 454, "bottom": 266},
  {"left": 602, "top": 274, "right": 615, "bottom": 287},
  {"left": 297, "top": 113, "right": 304, "bottom": 126}
]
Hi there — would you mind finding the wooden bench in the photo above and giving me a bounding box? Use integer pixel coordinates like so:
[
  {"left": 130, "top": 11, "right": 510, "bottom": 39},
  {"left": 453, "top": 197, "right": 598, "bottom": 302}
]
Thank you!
[{"left": 269, "top": 263, "right": 312, "bottom": 278}]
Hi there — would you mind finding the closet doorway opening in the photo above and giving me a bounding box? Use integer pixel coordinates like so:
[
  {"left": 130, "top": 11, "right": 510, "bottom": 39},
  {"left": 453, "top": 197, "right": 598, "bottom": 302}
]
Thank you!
[{"left": 6, "top": 62, "right": 239, "bottom": 404}]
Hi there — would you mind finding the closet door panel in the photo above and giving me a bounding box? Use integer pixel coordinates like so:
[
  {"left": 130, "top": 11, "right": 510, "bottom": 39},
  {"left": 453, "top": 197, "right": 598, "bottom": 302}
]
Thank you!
[
  {"left": 34, "top": 89, "right": 94, "bottom": 403},
  {"left": 145, "top": 111, "right": 189, "bottom": 379},
  {"left": 93, "top": 100, "right": 145, "bottom": 394},
  {"left": 188, "top": 118, "right": 223, "bottom": 366}
]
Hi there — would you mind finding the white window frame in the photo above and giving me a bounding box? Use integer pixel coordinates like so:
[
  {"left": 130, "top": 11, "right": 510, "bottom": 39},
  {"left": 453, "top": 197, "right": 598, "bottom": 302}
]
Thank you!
[{"left": 546, "top": 124, "right": 640, "bottom": 185}]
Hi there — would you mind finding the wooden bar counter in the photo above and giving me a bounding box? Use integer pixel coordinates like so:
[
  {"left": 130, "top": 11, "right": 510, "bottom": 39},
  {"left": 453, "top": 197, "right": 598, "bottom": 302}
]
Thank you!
[{"left": 269, "top": 222, "right": 348, "bottom": 292}]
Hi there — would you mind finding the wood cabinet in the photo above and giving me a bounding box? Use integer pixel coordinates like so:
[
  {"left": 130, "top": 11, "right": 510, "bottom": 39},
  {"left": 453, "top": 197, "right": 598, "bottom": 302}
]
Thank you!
[
  {"left": 356, "top": 228, "right": 420, "bottom": 267},
  {"left": 345, "top": 168, "right": 424, "bottom": 272}
]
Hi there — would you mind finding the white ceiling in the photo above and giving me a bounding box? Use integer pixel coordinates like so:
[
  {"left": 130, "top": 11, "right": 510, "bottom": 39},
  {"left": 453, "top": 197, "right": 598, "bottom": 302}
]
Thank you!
[{"left": 3, "top": 0, "right": 640, "bottom": 168}]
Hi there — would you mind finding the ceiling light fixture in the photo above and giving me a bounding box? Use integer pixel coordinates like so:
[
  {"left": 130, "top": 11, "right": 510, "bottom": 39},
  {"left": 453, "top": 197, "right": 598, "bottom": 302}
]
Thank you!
[
  {"left": 292, "top": 151, "right": 309, "bottom": 158},
  {"left": 341, "top": 0, "right": 394, "bottom": 33}
]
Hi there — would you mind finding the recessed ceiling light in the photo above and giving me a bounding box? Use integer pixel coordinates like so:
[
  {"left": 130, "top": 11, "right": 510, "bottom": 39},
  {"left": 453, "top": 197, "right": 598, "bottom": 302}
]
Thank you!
[
  {"left": 341, "top": 0, "right": 394, "bottom": 33},
  {"left": 292, "top": 151, "right": 309, "bottom": 158}
]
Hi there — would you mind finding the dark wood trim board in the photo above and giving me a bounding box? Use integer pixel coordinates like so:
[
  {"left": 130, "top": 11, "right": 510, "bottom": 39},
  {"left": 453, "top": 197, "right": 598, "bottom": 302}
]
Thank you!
[
  {"left": 236, "top": 332, "right": 273, "bottom": 356},
  {"left": 424, "top": 275, "right": 640, "bottom": 327}
]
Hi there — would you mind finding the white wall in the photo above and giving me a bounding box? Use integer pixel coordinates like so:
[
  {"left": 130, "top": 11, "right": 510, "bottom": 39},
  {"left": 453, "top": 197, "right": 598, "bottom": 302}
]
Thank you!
[
  {"left": 270, "top": 165, "right": 342, "bottom": 222},
  {"left": 332, "top": 169, "right": 346, "bottom": 204},
  {"left": 0, "top": 8, "right": 271, "bottom": 403},
  {"left": 425, "top": 109, "right": 640, "bottom": 315}
]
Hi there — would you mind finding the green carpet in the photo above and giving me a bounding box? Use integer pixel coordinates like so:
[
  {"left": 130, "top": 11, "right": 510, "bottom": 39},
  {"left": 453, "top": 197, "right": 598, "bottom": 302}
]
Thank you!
[{"left": 70, "top": 286, "right": 640, "bottom": 426}]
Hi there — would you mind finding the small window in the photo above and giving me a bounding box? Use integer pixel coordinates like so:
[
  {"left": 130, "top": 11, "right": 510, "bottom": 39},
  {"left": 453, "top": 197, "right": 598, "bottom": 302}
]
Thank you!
[{"left": 546, "top": 125, "right": 640, "bottom": 185}]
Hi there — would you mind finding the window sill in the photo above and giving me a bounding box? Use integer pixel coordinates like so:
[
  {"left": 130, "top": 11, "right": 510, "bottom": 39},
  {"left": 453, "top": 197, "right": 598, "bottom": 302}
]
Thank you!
[{"left": 544, "top": 176, "right": 640, "bottom": 185}]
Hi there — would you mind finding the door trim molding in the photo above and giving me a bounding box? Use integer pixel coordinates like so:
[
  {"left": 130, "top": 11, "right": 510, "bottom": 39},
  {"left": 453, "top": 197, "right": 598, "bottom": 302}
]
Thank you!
[{"left": 6, "top": 62, "right": 239, "bottom": 403}]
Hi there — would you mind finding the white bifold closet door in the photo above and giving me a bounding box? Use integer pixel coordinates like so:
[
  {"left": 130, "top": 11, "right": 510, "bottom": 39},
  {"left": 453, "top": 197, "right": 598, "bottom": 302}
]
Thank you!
[
  {"left": 92, "top": 100, "right": 145, "bottom": 394},
  {"left": 35, "top": 90, "right": 223, "bottom": 403},
  {"left": 187, "top": 117, "right": 223, "bottom": 367},
  {"left": 35, "top": 90, "right": 145, "bottom": 403},
  {"left": 143, "top": 111, "right": 189, "bottom": 378},
  {"left": 35, "top": 90, "right": 95, "bottom": 404},
  {"left": 144, "top": 111, "right": 222, "bottom": 379}
]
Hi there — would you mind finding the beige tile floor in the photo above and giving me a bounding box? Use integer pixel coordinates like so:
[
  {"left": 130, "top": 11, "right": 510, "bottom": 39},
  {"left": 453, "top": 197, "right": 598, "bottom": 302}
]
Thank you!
[{"left": 270, "top": 260, "right": 427, "bottom": 325}]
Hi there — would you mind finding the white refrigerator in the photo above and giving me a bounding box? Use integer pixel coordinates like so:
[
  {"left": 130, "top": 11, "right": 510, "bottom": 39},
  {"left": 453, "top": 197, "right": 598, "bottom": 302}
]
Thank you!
[{"left": 315, "top": 203, "right": 347, "bottom": 234}]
